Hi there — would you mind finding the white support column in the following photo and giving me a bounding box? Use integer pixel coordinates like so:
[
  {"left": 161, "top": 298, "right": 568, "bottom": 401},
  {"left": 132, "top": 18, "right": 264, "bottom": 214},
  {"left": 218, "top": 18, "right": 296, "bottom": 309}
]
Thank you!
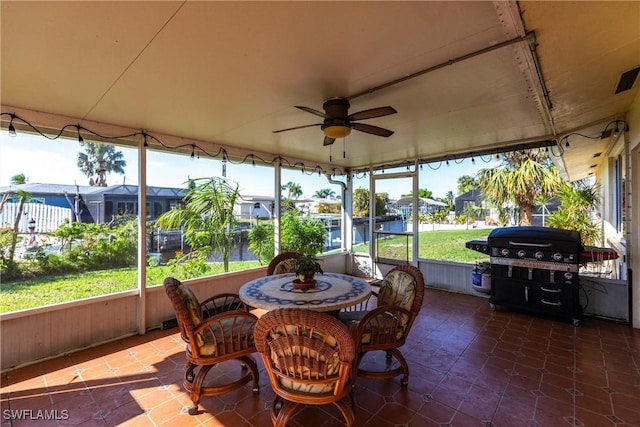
[
  {"left": 628, "top": 135, "right": 638, "bottom": 328},
  {"left": 343, "top": 173, "right": 353, "bottom": 251},
  {"left": 369, "top": 168, "right": 375, "bottom": 262},
  {"left": 274, "top": 160, "right": 282, "bottom": 255},
  {"left": 412, "top": 160, "right": 419, "bottom": 265},
  {"left": 137, "top": 135, "right": 147, "bottom": 335}
]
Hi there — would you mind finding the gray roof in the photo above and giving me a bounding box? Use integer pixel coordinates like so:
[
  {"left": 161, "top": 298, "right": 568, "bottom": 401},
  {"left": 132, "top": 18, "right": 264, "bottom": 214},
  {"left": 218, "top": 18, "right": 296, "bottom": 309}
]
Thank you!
[
  {"left": 0, "top": 183, "right": 185, "bottom": 197},
  {"left": 0, "top": 183, "right": 100, "bottom": 195}
]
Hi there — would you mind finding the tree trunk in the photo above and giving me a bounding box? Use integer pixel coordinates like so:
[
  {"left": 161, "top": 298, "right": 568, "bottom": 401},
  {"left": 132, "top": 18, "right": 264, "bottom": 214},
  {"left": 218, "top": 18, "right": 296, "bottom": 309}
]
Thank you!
[
  {"left": 520, "top": 204, "right": 533, "bottom": 226},
  {"left": 222, "top": 239, "right": 230, "bottom": 272},
  {"left": 0, "top": 193, "right": 9, "bottom": 215},
  {"left": 9, "top": 197, "right": 25, "bottom": 262}
]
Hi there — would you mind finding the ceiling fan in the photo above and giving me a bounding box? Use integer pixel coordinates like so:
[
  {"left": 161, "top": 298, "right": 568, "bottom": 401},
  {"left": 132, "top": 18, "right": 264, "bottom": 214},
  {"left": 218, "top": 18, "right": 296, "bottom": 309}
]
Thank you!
[{"left": 273, "top": 97, "right": 397, "bottom": 146}]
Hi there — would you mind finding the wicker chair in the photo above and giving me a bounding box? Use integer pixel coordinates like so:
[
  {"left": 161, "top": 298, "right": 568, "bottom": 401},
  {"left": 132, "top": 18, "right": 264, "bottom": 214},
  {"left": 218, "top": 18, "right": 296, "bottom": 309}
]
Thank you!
[
  {"left": 163, "top": 277, "right": 260, "bottom": 415},
  {"left": 266, "top": 251, "right": 302, "bottom": 275},
  {"left": 254, "top": 308, "right": 357, "bottom": 427},
  {"left": 339, "top": 264, "right": 424, "bottom": 386}
]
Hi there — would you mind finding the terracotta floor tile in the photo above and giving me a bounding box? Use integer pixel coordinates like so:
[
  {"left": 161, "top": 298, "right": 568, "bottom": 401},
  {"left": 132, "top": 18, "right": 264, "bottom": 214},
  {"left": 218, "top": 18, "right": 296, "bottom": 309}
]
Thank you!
[
  {"left": 611, "top": 404, "right": 640, "bottom": 426},
  {"left": 3, "top": 288, "right": 639, "bottom": 426},
  {"left": 456, "top": 383, "right": 502, "bottom": 421},
  {"left": 373, "top": 401, "right": 416, "bottom": 425}
]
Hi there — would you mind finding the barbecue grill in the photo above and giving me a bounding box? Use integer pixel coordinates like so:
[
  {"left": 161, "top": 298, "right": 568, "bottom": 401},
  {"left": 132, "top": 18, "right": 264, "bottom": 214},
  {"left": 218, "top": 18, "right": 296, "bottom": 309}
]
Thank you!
[{"left": 466, "top": 226, "right": 618, "bottom": 326}]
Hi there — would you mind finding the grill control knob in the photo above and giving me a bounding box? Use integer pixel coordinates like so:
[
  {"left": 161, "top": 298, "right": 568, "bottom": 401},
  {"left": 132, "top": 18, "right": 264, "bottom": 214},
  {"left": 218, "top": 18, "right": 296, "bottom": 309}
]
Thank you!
[
  {"left": 535, "top": 251, "right": 544, "bottom": 259},
  {"left": 553, "top": 252, "right": 563, "bottom": 261},
  {"left": 501, "top": 248, "right": 510, "bottom": 257},
  {"left": 517, "top": 250, "right": 526, "bottom": 258},
  {"left": 564, "top": 272, "right": 573, "bottom": 281}
]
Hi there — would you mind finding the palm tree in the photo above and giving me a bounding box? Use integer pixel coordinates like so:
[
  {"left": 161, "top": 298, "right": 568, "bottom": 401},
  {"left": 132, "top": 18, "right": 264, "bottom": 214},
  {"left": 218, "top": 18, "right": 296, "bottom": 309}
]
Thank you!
[
  {"left": 77, "top": 142, "right": 126, "bottom": 187},
  {"left": 314, "top": 188, "right": 335, "bottom": 199},
  {"left": 352, "top": 188, "right": 388, "bottom": 217},
  {"left": 445, "top": 191, "right": 455, "bottom": 210},
  {"left": 282, "top": 181, "right": 303, "bottom": 200},
  {"left": 155, "top": 177, "right": 240, "bottom": 272},
  {"left": 547, "top": 181, "right": 601, "bottom": 246},
  {"left": 0, "top": 173, "right": 27, "bottom": 214},
  {"left": 281, "top": 181, "right": 303, "bottom": 213},
  {"left": 457, "top": 175, "right": 477, "bottom": 195},
  {"left": 353, "top": 188, "right": 369, "bottom": 217},
  {"left": 6, "top": 174, "right": 30, "bottom": 262},
  {"left": 477, "top": 150, "right": 563, "bottom": 226}
]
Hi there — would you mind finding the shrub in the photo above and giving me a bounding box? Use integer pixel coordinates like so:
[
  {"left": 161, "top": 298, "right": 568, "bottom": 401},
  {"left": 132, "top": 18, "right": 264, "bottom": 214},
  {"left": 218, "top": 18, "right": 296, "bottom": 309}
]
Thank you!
[
  {"left": 248, "top": 223, "right": 274, "bottom": 264},
  {"left": 1, "top": 220, "right": 138, "bottom": 282},
  {"left": 547, "top": 182, "right": 601, "bottom": 246},
  {"left": 247, "top": 211, "right": 327, "bottom": 262}
]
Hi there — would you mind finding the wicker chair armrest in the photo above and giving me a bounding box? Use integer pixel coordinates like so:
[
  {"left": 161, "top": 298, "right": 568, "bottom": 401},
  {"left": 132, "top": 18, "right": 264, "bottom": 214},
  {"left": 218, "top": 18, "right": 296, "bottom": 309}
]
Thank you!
[
  {"left": 194, "top": 310, "right": 258, "bottom": 333},
  {"left": 192, "top": 310, "right": 258, "bottom": 356},
  {"left": 340, "top": 294, "right": 375, "bottom": 312},
  {"left": 358, "top": 304, "right": 412, "bottom": 323},
  {"left": 352, "top": 304, "right": 412, "bottom": 345}
]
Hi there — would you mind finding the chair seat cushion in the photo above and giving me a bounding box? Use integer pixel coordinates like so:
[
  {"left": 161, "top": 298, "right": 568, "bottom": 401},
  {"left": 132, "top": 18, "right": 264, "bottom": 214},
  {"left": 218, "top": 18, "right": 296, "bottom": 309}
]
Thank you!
[
  {"left": 278, "top": 376, "right": 340, "bottom": 395},
  {"left": 273, "top": 259, "right": 296, "bottom": 275},
  {"left": 378, "top": 270, "right": 416, "bottom": 326},
  {"left": 270, "top": 325, "right": 341, "bottom": 394},
  {"left": 176, "top": 284, "right": 206, "bottom": 346}
]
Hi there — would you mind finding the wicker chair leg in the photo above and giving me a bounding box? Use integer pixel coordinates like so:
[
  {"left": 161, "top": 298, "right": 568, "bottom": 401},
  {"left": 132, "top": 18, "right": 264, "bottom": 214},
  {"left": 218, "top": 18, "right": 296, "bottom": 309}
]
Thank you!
[
  {"left": 185, "top": 364, "right": 213, "bottom": 415},
  {"left": 388, "top": 348, "right": 410, "bottom": 385},
  {"left": 356, "top": 349, "right": 410, "bottom": 385},
  {"left": 271, "top": 396, "right": 299, "bottom": 427},
  {"left": 239, "top": 355, "right": 260, "bottom": 394},
  {"left": 185, "top": 362, "right": 196, "bottom": 382},
  {"left": 334, "top": 399, "right": 356, "bottom": 427}
]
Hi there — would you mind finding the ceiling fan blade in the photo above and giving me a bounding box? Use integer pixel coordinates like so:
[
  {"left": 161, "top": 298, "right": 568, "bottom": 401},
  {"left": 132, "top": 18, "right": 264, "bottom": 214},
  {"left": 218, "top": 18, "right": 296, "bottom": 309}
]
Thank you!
[
  {"left": 272, "top": 123, "right": 321, "bottom": 133},
  {"left": 295, "top": 106, "right": 327, "bottom": 118},
  {"left": 323, "top": 136, "right": 336, "bottom": 146},
  {"left": 352, "top": 123, "right": 394, "bottom": 137},
  {"left": 348, "top": 106, "right": 397, "bottom": 121}
]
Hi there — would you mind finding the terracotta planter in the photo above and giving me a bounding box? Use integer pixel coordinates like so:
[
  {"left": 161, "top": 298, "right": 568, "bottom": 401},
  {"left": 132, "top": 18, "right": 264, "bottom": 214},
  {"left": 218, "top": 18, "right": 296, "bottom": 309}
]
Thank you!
[{"left": 297, "top": 270, "right": 316, "bottom": 284}]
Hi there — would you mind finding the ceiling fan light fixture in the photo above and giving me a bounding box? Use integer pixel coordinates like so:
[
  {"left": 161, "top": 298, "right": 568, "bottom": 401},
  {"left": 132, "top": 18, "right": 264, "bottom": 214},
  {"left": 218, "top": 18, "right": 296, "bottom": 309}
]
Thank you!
[{"left": 323, "top": 125, "right": 351, "bottom": 139}]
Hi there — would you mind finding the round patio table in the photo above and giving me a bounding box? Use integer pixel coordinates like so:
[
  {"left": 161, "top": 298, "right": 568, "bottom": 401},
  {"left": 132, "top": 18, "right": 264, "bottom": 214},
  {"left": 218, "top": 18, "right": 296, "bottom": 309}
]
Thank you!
[{"left": 239, "top": 272, "right": 371, "bottom": 312}]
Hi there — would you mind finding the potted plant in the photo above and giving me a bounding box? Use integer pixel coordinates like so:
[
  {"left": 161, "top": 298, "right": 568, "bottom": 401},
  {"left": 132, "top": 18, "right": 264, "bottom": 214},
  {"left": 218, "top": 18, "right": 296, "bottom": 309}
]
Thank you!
[{"left": 294, "top": 254, "right": 324, "bottom": 285}]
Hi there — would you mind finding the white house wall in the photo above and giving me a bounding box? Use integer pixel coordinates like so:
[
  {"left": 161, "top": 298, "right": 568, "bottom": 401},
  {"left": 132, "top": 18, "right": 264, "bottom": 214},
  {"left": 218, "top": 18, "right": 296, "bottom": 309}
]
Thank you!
[{"left": 627, "top": 92, "right": 639, "bottom": 328}]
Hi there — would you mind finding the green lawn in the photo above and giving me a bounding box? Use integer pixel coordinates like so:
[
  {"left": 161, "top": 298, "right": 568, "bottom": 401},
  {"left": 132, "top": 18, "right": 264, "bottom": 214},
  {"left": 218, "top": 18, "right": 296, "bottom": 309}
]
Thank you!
[
  {"left": 355, "top": 228, "right": 491, "bottom": 263},
  {"left": 0, "top": 261, "right": 262, "bottom": 313},
  {"left": 0, "top": 228, "right": 490, "bottom": 313}
]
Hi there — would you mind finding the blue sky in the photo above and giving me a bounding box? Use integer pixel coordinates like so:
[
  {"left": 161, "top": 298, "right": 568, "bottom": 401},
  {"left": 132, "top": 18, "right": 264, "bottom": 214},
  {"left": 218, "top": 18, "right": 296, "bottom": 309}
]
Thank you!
[{"left": 1, "top": 131, "right": 497, "bottom": 199}]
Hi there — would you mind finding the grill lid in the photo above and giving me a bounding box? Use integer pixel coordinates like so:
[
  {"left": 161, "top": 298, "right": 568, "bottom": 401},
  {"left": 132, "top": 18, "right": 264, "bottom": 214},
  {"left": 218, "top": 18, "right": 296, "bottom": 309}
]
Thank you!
[{"left": 488, "top": 226, "right": 581, "bottom": 245}]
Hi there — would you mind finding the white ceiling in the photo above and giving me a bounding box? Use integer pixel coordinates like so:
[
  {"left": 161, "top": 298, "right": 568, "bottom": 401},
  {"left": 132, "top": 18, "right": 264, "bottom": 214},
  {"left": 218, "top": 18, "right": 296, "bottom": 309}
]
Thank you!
[{"left": 2, "top": 1, "right": 639, "bottom": 180}]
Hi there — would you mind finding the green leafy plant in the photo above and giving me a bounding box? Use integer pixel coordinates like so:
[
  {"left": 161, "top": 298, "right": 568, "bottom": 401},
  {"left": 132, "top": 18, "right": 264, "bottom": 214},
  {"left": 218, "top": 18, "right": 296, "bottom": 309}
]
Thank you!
[
  {"left": 294, "top": 254, "right": 324, "bottom": 275},
  {"left": 155, "top": 177, "right": 240, "bottom": 272},
  {"left": 547, "top": 181, "right": 601, "bottom": 246},
  {"left": 248, "top": 223, "right": 274, "bottom": 264},
  {"left": 247, "top": 211, "right": 327, "bottom": 263},
  {"left": 294, "top": 254, "right": 323, "bottom": 283}
]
